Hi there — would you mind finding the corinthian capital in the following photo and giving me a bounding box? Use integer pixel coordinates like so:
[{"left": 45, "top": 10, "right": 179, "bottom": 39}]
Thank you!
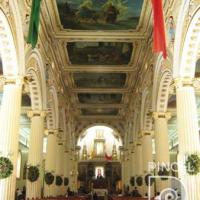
[{"left": 153, "top": 112, "right": 171, "bottom": 120}]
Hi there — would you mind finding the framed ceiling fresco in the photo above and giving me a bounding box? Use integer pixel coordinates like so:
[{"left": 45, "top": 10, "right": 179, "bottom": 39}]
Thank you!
[
  {"left": 73, "top": 73, "right": 126, "bottom": 88},
  {"left": 67, "top": 42, "right": 133, "bottom": 65},
  {"left": 78, "top": 93, "right": 122, "bottom": 104},
  {"left": 81, "top": 108, "right": 119, "bottom": 115},
  {"left": 56, "top": 0, "right": 144, "bottom": 30}
]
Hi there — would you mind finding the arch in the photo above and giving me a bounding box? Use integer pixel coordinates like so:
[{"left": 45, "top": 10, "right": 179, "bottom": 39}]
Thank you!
[
  {"left": 173, "top": 1, "right": 192, "bottom": 77},
  {"left": 177, "top": 6, "right": 200, "bottom": 77},
  {"left": 143, "top": 104, "right": 153, "bottom": 131},
  {"left": 156, "top": 69, "right": 173, "bottom": 112},
  {"left": 47, "top": 86, "right": 59, "bottom": 130},
  {"left": 26, "top": 68, "right": 42, "bottom": 110},
  {"left": 141, "top": 88, "right": 153, "bottom": 131},
  {"left": 78, "top": 123, "right": 122, "bottom": 143},
  {"left": 140, "top": 87, "right": 149, "bottom": 131},
  {"left": 152, "top": 50, "right": 174, "bottom": 111},
  {"left": 0, "top": 9, "right": 21, "bottom": 75},
  {"left": 26, "top": 49, "right": 47, "bottom": 110}
]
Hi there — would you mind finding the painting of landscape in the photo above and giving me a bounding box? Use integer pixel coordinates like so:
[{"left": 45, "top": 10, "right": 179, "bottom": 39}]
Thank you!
[
  {"left": 74, "top": 73, "right": 126, "bottom": 88},
  {"left": 67, "top": 42, "right": 132, "bottom": 65},
  {"left": 56, "top": 0, "right": 144, "bottom": 30}
]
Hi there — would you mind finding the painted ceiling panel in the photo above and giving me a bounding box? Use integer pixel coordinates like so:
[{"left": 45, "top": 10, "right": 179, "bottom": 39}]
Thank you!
[
  {"left": 81, "top": 108, "right": 119, "bottom": 115},
  {"left": 56, "top": 0, "right": 144, "bottom": 30},
  {"left": 67, "top": 42, "right": 133, "bottom": 65},
  {"left": 73, "top": 73, "right": 126, "bottom": 88},
  {"left": 78, "top": 93, "right": 122, "bottom": 104}
]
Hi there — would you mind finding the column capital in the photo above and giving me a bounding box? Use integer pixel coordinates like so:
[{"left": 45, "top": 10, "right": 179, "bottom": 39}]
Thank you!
[
  {"left": 141, "top": 130, "right": 154, "bottom": 137},
  {"left": 45, "top": 129, "right": 58, "bottom": 136},
  {"left": 58, "top": 141, "right": 64, "bottom": 146},
  {"left": 27, "top": 110, "right": 46, "bottom": 118},
  {"left": 0, "top": 75, "right": 24, "bottom": 86},
  {"left": 153, "top": 112, "right": 171, "bottom": 120},
  {"left": 173, "top": 77, "right": 200, "bottom": 89},
  {"left": 136, "top": 139, "right": 142, "bottom": 146}
]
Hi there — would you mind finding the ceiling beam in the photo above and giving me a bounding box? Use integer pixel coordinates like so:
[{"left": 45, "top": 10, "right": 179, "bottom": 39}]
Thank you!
[
  {"left": 63, "top": 66, "right": 136, "bottom": 73},
  {"left": 71, "top": 88, "right": 128, "bottom": 93},
  {"left": 54, "top": 31, "right": 146, "bottom": 41}
]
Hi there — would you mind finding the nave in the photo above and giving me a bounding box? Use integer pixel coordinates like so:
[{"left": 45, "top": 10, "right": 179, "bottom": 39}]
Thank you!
[{"left": 0, "top": 0, "right": 200, "bottom": 200}]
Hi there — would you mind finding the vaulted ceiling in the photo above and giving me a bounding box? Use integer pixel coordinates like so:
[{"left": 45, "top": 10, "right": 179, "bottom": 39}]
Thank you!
[{"left": 43, "top": 0, "right": 152, "bottom": 125}]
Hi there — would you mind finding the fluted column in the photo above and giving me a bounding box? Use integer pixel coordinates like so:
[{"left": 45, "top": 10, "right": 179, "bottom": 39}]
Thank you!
[
  {"left": 135, "top": 142, "right": 143, "bottom": 194},
  {"left": 124, "top": 150, "right": 130, "bottom": 186},
  {"left": 68, "top": 152, "right": 73, "bottom": 189},
  {"left": 26, "top": 110, "right": 45, "bottom": 199},
  {"left": 44, "top": 130, "right": 57, "bottom": 197},
  {"left": 69, "top": 151, "right": 78, "bottom": 193},
  {"left": 128, "top": 144, "right": 133, "bottom": 187},
  {"left": 153, "top": 112, "right": 171, "bottom": 193},
  {"left": 127, "top": 149, "right": 132, "bottom": 188},
  {"left": 131, "top": 148, "right": 136, "bottom": 177},
  {"left": 135, "top": 142, "right": 143, "bottom": 176},
  {"left": 55, "top": 142, "right": 64, "bottom": 196},
  {"left": 121, "top": 158, "right": 126, "bottom": 192},
  {"left": 142, "top": 131, "right": 154, "bottom": 196},
  {"left": 63, "top": 150, "right": 70, "bottom": 193},
  {"left": 0, "top": 77, "right": 23, "bottom": 200},
  {"left": 175, "top": 78, "right": 200, "bottom": 200}
]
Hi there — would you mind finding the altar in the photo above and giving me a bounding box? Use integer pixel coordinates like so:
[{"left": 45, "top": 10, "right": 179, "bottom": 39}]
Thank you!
[
  {"left": 78, "top": 161, "right": 121, "bottom": 193},
  {"left": 93, "top": 188, "right": 108, "bottom": 197}
]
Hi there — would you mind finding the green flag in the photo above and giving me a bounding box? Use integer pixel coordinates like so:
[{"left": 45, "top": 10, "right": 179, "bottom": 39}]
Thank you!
[{"left": 27, "top": 0, "right": 41, "bottom": 48}]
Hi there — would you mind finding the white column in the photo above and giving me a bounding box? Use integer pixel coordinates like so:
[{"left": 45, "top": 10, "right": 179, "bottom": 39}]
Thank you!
[
  {"left": 131, "top": 150, "right": 136, "bottom": 177},
  {"left": 55, "top": 142, "right": 64, "bottom": 196},
  {"left": 130, "top": 150, "right": 136, "bottom": 190},
  {"left": 153, "top": 112, "right": 171, "bottom": 193},
  {"left": 68, "top": 152, "right": 73, "bottom": 189},
  {"left": 128, "top": 149, "right": 132, "bottom": 187},
  {"left": 121, "top": 159, "right": 125, "bottom": 192},
  {"left": 142, "top": 132, "right": 154, "bottom": 196},
  {"left": 26, "top": 111, "right": 45, "bottom": 199},
  {"left": 44, "top": 130, "right": 57, "bottom": 197},
  {"left": 135, "top": 142, "right": 143, "bottom": 176},
  {"left": 175, "top": 78, "right": 200, "bottom": 200},
  {"left": 63, "top": 150, "right": 70, "bottom": 194},
  {"left": 135, "top": 142, "right": 143, "bottom": 194},
  {"left": 0, "top": 77, "right": 23, "bottom": 200},
  {"left": 124, "top": 150, "right": 130, "bottom": 186}
]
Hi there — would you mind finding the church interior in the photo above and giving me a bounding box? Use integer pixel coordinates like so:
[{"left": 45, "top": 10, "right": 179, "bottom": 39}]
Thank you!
[{"left": 0, "top": 0, "right": 200, "bottom": 200}]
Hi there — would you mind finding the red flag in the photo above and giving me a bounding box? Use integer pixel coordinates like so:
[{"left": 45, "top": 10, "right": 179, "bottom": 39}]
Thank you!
[{"left": 151, "top": 0, "right": 167, "bottom": 59}]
